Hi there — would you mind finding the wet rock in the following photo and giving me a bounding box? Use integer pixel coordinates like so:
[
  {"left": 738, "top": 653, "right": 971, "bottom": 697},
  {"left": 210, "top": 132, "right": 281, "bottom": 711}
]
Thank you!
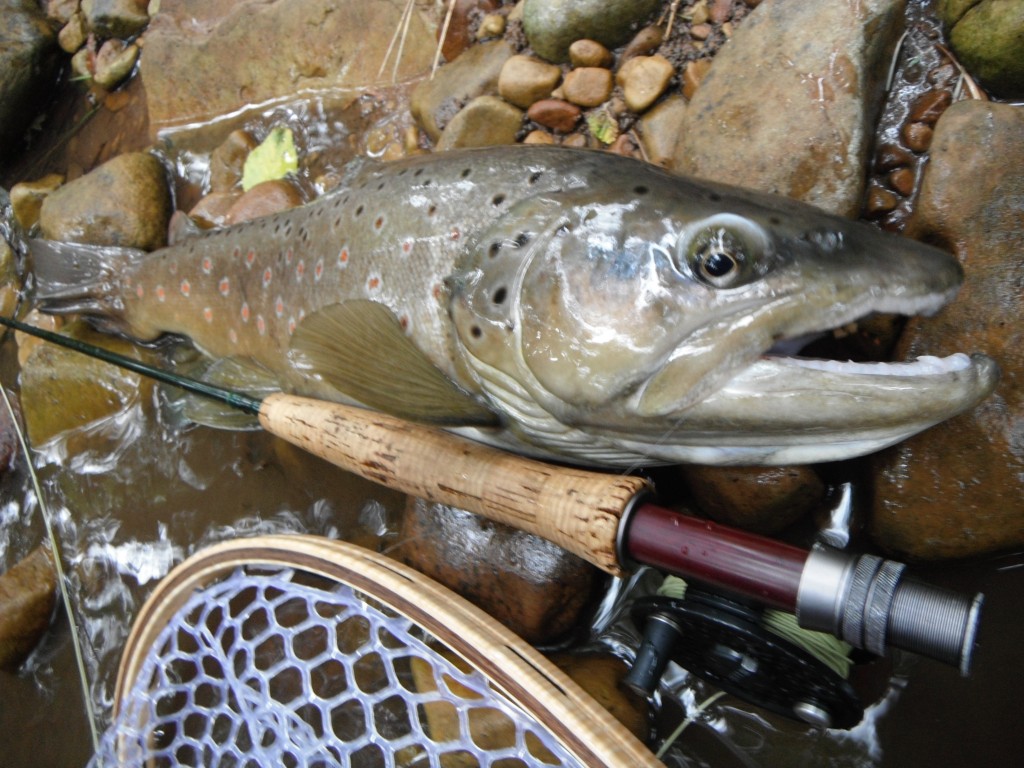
[
  {"left": 680, "top": 465, "right": 826, "bottom": 534},
  {"left": 675, "top": 0, "right": 906, "bottom": 217},
  {"left": 497, "top": 54, "right": 562, "bottom": 109},
  {"left": 92, "top": 38, "right": 139, "bottom": 89},
  {"left": 940, "top": 0, "right": 1024, "bottom": 99},
  {"left": 526, "top": 98, "right": 581, "bottom": 133},
  {"left": 438, "top": 0, "right": 500, "bottom": 62},
  {"left": 874, "top": 141, "right": 914, "bottom": 172},
  {"left": 616, "top": 54, "right": 674, "bottom": 113},
  {"left": 568, "top": 39, "right": 614, "bottom": 69},
  {"left": 42, "top": 0, "right": 79, "bottom": 25},
  {"left": 0, "top": 0, "right": 61, "bottom": 154},
  {"left": 0, "top": 235, "right": 20, "bottom": 322},
  {"left": 39, "top": 151, "right": 171, "bottom": 250},
  {"left": 476, "top": 13, "right": 505, "bottom": 40},
  {"left": 681, "top": 58, "right": 713, "bottom": 101},
  {"left": 871, "top": 101, "right": 1024, "bottom": 560},
  {"left": 142, "top": 0, "right": 436, "bottom": 132},
  {"left": 523, "top": 128, "right": 556, "bottom": 144},
  {"left": 550, "top": 653, "right": 649, "bottom": 740},
  {"left": 561, "top": 67, "right": 614, "bottom": 108},
  {"left": 901, "top": 121, "right": 933, "bottom": 153},
  {"left": 907, "top": 89, "right": 952, "bottom": 125},
  {"left": 0, "top": 547, "right": 57, "bottom": 672},
  {"left": 19, "top": 320, "right": 158, "bottom": 449},
  {"left": 81, "top": 0, "right": 150, "bottom": 39},
  {"left": 522, "top": 0, "right": 662, "bottom": 63},
  {"left": 188, "top": 191, "right": 241, "bottom": 228},
  {"left": 865, "top": 183, "right": 899, "bottom": 217},
  {"left": 888, "top": 167, "right": 915, "bottom": 196},
  {"left": 637, "top": 93, "right": 688, "bottom": 169},
  {"left": 223, "top": 179, "right": 304, "bottom": 226},
  {"left": 436, "top": 95, "right": 523, "bottom": 150},
  {"left": 411, "top": 39, "right": 515, "bottom": 143},
  {"left": 9, "top": 174, "right": 64, "bottom": 231},
  {"left": 393, "top": 498, "right": 599, "bottom": 644},
  {"left": 621, "top": 25, "right": 664, "bottom": 61}
]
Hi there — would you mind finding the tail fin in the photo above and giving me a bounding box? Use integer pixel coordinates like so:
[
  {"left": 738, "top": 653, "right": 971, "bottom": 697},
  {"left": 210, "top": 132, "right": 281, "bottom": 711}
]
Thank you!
[{"left": 30, "top": 239, "right": 145, "bottom": 334}]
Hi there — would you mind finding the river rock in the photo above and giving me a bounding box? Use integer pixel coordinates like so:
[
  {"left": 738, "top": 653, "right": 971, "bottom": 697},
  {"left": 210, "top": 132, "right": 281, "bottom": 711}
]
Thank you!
[
  {"left": 392, "top": 498, "right": 599, "bottom": 644},
  {"left": 58, "top": 10, "right": 88, "bottom": 54},
  {"left": 939, "top": 0, "right": 1024, "bottom": 99},
  {"left": 568, "top": 39, "right": 614, "bottom": 69},
  {"left": 436, "top": 95, "right": 523, "bottom": 150},
  {"left": 438, "top": 0, "right": 501, "bottom": 62},
  {"left": 141, "top": 0, "right": 435, "bottom": 132},
  {"left": 223, "top": 178, "right": 304, "bottom": 225},
  {"left": 0, "top": 0, "right": 61, "bottom": 157},
  {"left": 92, "top": 39, "right": 140, "bottom": 90},
  {"left": 497, "top": 55, "right": 562, "bottom": 109},
  {"left": 616, "top": 54, "right": 674, "bottom": 113},
  {"left": 9, "top": 174, "right": 64, "bottom": 230},
  {"left": 522, "top": 0, "right": 662, "bottom": 63},
  {"left": 871, "top": 101, "right": 1024, "bottom": 560},
  {"left": 81, "top": 0, "right": 150, "bottom": 38},
  {"left": 527, "top": 98, "right": 581, "bottom": 133},
  {"left": 42, "top": 0, "right": 79, "bottom": 25},
  {"left": 0, "top": 547, "right": 57, "bottom": 672},
  {"left": 411, "top": 39, "right": 515, "bottom": 142},
  {"left": 674, "top": 0, "right": 906, "bottom": 217},
  {"left": 39, "top": 151, "right": 171, "bottom": 250},
  {"left": 208, "top": 129, "right": 259, "bottom": 193},
  {"left": 637, "top": 94, "right": 688, "bottom": 169},
  {"left": 561, "top": 67, "right": 614, "bottom": 108}
]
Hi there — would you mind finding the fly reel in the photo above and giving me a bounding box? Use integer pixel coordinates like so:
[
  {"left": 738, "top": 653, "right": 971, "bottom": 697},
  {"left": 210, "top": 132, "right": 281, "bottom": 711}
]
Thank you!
[{"left": 626, "top": 585, "right": 864, "bottom": 730}]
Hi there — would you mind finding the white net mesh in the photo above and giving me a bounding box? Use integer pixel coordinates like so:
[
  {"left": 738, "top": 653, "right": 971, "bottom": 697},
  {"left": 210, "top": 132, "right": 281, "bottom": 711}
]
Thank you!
[{"left": 89, "top": 566, "right": 584, "bottom": 768}]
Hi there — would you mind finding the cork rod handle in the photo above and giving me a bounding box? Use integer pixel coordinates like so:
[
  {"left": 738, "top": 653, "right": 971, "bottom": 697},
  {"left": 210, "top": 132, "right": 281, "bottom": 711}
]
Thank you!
[{"left": 258, "top": 392, "right": 649, "bottom": 575}]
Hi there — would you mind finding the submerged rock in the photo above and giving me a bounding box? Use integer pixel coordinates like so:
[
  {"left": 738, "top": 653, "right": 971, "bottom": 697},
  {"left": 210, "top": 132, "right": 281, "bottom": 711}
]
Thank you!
[
  {"left": 0, "top": 547, "right": 57, "bottom": 672},
  {"left": 0, "top": 0, "right": 61, "bottom": 157},
  {"left": 141, "top": 0, "right": 436, "bottom": 132},
  {"left": 38, "top": 151, "right": 171, "bottom": 250},
  {"left": 436, "top": 95, "right": 523, "bottom": 150},
  {"left": 392, "top": 498, "right": 599, "bottom": 644},
  {"left": 521, "top": 0, "right": 662, "bottom": 63},
  {"left": 81, "top": 0, "right": 150, "bottom": 39},
  {"left": 871, "top": 101, "right": 1024, "bottom": 560},
  {"left": 675, "top": 0, "right": 906, "bottom": 217}
]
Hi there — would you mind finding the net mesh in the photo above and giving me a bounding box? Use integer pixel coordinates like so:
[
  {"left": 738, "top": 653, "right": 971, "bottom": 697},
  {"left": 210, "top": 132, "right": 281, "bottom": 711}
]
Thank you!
[{"left": 89, "top": 566, "right": 583, "bottom": 768}]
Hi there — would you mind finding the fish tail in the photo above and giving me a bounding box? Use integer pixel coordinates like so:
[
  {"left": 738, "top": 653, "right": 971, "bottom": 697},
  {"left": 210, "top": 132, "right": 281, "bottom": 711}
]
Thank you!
[{"left": 30, "top": 239, "right": 143, "bottom": 336}]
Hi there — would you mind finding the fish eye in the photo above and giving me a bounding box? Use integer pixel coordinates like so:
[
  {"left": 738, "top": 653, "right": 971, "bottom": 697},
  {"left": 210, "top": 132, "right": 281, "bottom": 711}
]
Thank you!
[{"left": 676, "top": 218, "right": 767, "bottom": 289}]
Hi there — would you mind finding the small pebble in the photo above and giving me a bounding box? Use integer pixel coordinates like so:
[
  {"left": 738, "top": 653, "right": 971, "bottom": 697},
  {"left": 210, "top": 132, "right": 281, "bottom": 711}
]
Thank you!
[
  {"left": 9, "top": 174, "right": 64, "bottom": 230},
  {"left": 498, "top": 54, "right": 562, "bottom": 109},
  {"left": 436, "top": 95, "right": 524, "bottom": 150},
  {"left": 477, "top": 13, "right": 506, "bottom": 40},
  {"left": 93, "top": 39, "right": 139, "bottom": 89},
  {"left": 562, "top": 133, "right": 588, "bottom": 148},
  {"left": 874, "top": 142, "right": 914, "bottom": 172},
  {"left": 691, "top": 0, "right": 710, "bottom": 25},
  {"left": 888, "top": 167, "right": 916, "bottom": 197},
  {"left": 902, "top": 121, "right": 934, "bottom": 153},
  {"left": 439, "top": 0, "right": 500, "bottom": 62},
  {"left": 690, "top": 23, "right": 712, "bottom": 40},
  {"left": 616, "top": 54, "right": 675, "bottom": 113},
  {"left": 621, "top": 25, "right": 664, "bottom": 60},
  {"left": 709, "top": 0, "right": 733, "bottom": 24},
  {"left": 527, "top": 98, "right": 582, "bottom": 133},
  {"left": 681, "top": 58, "right": 713, "bottom": 101},
  {"left": 568, "top": 39, "right": 614, "bottom": 69},
  {"left": 866, "top": 184, "right": 899, "bottom": 216},
  {"left": 608, "top": 133, "right": 638, "bottom": 157},
  {"left": 523, "top": 129, "right": 556, "bottom": 144},
  {"left": 209, "top": 129, "right": 258, "bottom": 193},
  {"left": 561, "top": 67, "right": 614, "bottom": 108},
  {"left": 58, "top": 11, "right": 87, "bottom": 53},
  {"left": 908, "top": 89, "right": 952, "bottom": 125},
  {"left": 224, "top": 179, "right": 304, "bottom": 225}
]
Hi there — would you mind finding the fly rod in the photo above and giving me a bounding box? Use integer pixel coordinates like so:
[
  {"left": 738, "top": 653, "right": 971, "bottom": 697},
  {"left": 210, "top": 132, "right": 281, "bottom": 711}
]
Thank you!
[{"left": 0, "top": 315, "right": 982, "bottom": 675}]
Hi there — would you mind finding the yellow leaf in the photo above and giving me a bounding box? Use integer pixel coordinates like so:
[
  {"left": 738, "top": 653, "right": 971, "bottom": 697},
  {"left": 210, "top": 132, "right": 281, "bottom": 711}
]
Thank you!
[{"left": 241, "top": 127, "right": 299, "bottom": 191}]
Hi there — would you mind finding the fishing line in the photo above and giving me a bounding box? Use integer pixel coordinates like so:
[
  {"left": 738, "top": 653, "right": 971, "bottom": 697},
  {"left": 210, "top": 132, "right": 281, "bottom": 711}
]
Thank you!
[{"left": 0, "top": 385, "right": 100, "bottom": 753}]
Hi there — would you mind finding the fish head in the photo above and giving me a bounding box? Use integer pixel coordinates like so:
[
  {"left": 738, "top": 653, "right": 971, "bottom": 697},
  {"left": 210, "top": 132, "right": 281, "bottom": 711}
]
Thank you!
[{"left": 448, "top": 174, "right": 998, "bottom": 465}]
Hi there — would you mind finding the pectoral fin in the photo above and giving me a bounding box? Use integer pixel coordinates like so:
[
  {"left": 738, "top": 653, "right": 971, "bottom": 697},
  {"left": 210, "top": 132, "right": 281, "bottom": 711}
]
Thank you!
[
  {"left": 289, "top": 301, "right": 499, "bottom": 427},
  {"left": 172, "top": 355, "right": 281, "bottom": 429}
]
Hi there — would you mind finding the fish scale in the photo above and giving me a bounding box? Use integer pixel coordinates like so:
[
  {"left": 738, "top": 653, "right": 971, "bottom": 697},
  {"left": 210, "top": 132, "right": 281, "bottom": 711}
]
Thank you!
[{"left": 27, "top": 146, "right": 998, "bottom": 466}]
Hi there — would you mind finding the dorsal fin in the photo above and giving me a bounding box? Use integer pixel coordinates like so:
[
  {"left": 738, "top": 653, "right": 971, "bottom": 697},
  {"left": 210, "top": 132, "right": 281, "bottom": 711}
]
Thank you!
[{"left": 289, "top": 301, "right": 499, "bottom": 427}]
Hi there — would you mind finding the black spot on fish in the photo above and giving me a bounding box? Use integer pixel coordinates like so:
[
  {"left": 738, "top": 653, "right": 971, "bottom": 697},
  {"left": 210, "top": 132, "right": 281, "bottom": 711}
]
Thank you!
[
  {"left": 355, "top": 205, "right": 364, "bottom": 217},
  {"left": 398, "top": 169, "right": 407, "bottom": 176},
  {"left": 414, "top": 169, "right": 424, "bottom": 177},
  {"left": 707, "top": 192, "right": 722, "bottom": 202},
  {"left": 334, "top": 216, "right": 342, "bottom": 228},
  {"left": 461, "top": 168, "right": 472, "bottom": 178},
  {"left": 770, "top": 216, "right": 782, "bottom": 226},
  {"left": 470, "top": 325, "right": 482, "bottom": 339},
  {"left": 377, "top": 182, "right": 386, "bottom": 191},
  {"left": 492, "top": 193, "right": 506, "bottom": 206},
  {"left": 488, "top": 241, "right": 501, "bottom": 258},
  {"left": 492, "top": 286, "right": 507, "bottom": 305},
  {"left": 514, "top": 232, "right": 530, "bottom": 248},
  {"left": 528, "top": 171, "right": 542, "bottom": 184},
  {"left": 428, "top": 204, "right": 437, "bottom": 216},
  {"left": 634, "top": 185, "right": 649, "bottom": 195}
]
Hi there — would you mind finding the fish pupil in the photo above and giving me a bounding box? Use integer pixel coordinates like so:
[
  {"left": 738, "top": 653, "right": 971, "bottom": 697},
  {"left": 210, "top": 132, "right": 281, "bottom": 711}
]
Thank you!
[{"left": 701, "top": 249, "right": 737, "bottom": 278}]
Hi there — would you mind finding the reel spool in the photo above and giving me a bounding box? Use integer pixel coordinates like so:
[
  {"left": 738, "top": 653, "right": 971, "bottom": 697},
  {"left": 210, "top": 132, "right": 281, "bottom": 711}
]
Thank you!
[{"left": 626, "top": 584, "right": 863, "bottom": 730}]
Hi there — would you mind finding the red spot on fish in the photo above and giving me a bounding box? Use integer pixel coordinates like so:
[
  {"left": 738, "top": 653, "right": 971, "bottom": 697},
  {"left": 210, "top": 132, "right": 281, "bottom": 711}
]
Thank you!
[
  {"left": 136, "top": 285, "right": 145, "bottom": 299},
  {"left": 256, "top": 315, "right": 266, "bottom": 336},
  {"left": 450, "top": 227, "right": 460, "bottom": 241},
  {"left": 296, "top": 260, "right": 305, "bottom": 281},
  {"left": 203, "top": 307, "right": 213, "bottom": 323},
  {"left": 233, "top": 247, "right": 241, "bottom": 260},
  {"left": 201, "top": 257, "right": 213, "bottom": 274},
  {"left": 262, "top": 267, "right": 272, "bottom": 288},
  {"left": 338, "top": 247, "right": 349, "bottom": 268},
  {"left": 401, "top": 240, "right": 412, "bottom": 254},
  {"left": 288, "top": 317, "right": 297, "bottom": 335},
  {"left": 285, "top": 248, "right": 293, "bottom": 265},
  {"left": 399, "top": 314, "right": 409, "bottom": 331},
  {"left": 219, "top": 277, "right": 230, "bottom": 297},
  {"left": 432, "top": 283, "right": 443, "bottom": 300},
  {"left": 180, "top": 279, "right": 191, "bottom": 297},
  {"left": 246, "top": 250, "right": 256, "bottom": 268},
  {"left": 314, "top": 259, "right": 324, "bottom": 282},
  {"left": 275, "top": 296, "right": 285, "bottom": 318},
  {"left": 367, "top": 275, "right": 381, "bottom": 293},
  {"left": 155, "top": 285, "right": 166, "bottom": 302},
  {"left": 374, "top": 216, "right": 385, "bottom": 231},
  {"left": 241, "top": 302, "right": 251, "bottom": 323}
]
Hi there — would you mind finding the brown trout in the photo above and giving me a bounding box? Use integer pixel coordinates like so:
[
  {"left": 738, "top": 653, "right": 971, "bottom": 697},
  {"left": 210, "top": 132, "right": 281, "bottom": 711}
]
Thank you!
[{"left": 28, "top": 146, "right": 998, "bottom": 466}]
